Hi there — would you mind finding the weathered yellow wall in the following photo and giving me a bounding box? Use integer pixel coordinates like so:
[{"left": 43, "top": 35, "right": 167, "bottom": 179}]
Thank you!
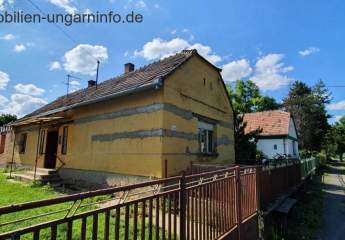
[
  {"left": 12, "top": 125, "right": 46, "bottom": 168},
  {"left": 13, "top": 89, "right": 165, "bottom": 178},
  {"left": 0, "top": 131, "right": 15, "bottom": 166},
  {"left": 162, "top": 55, "right": 235, "bottom": 176},
  {"left": 11, "top": 55, "right": 235, "bottom": 179}
]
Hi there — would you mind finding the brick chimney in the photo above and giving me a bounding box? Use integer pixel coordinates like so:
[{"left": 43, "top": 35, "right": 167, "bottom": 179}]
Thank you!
[
  {"left": 124, "top": 63, "right": 135, "bottom": 73},
  {"left": 88, "top": 80, "right": 96, "bottom": 87}
]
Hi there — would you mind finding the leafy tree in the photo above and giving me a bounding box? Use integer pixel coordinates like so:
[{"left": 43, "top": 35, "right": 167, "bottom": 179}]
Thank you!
[
  {"left": 228, "top": 80, "right": 275, "bottom": 164},
  {"left": 0, "top": 114, "right": 17, "bottom": 126},
  {"left": 229, "top": 80, "right": 281, "bottom": 114},
  {"left": 283, "top": 80, "right": 331, "bottom": 151},
  {"left": 254, "top": 96, "right": 281, "bottom": 112},
  {"left": 234, "top": 114, "right": 262, "bottom": 164},
  {"left": 332, "top": 117, "right": 345, "bottom": 161}
]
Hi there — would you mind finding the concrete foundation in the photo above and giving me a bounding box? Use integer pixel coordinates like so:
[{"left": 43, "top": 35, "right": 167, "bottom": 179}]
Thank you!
[{"left": 59, "top": 168, "right": 152, "bottom": 187}]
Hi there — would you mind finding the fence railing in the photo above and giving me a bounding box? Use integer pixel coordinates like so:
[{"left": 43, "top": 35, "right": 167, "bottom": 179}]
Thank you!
[
  {"left": 256, "top": 161, "right": 301, "bottom": 210},
  {"left": 0, "top": 126, "right": 11, "bottom": 134},
  {"left": 0, "top": 166, "right": 258, "bottom": 240},
  {"left": 300, "top": 158, "right": 317, "bottom": 180}
]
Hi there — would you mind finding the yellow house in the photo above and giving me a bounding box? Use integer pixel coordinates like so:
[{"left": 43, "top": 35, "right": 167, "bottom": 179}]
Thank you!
[{"left": 9, "top": 49, "right": 235, "bottom": 185}]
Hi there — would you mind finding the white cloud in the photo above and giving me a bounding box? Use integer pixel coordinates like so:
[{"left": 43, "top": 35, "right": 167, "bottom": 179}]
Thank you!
[
  {"left": 0, "top": 95, "right": 9, "bottom": 108},
  {"left": 335, "top": 115, "right": 343, "bottom": 122},
  {"left": 84, "top": 8, "right": 92, "bottom": 14},
  {"left": 251, "top": 53, "right": 294, "bottom": 91},
  {"left": 134, "top": 37, "right": 222, "bottom": 64},
  {"left": 0, "top": 0, "right": 14, "bottom": 11},
  {"left": 49, "top": 61, "right": 62, "bottom": 71},
  {"left": 13, "top": 44, "right": 26, "bottom": 53},
  {"left": 14, "top": 83, "right": 45, "bottom": 96},
  {"left": 124, "top": 0, "right": 146, "bottom": 9},
  {"left": 328, "top": 100, "right": 345, "bottom": 111},
  {"left": 0, "top": 93, "right": 47, "bottom": 117},
  {"left": 222, "top": 59, "right": 253, "bottom": 82},
  {"left": 135, "top": 0, "right": 146, "bottom": 8},
  {"left": 69, "top": 80, "right": 81, "bottom": 92},
  {"left": 135, "top": 38, "right": 190, "bottom": 60},
  {"left": 0, "top": 33, "right": 15, "bottom": 41},
  {"left": 49, "top": 0, "right": 77, "bottom": 14},
  {"left": 0, "top": 71, "right": 10, "bottom": 90},
  {"left": 63, "top": 44, "right": 108, "bottom": 76},
  {"left": 171, "top": 29, "right": 177, "bottom": 35},
  {"left": 299, "top": 47, "right": 320, "bottom": 57},
  {"left": 190, "top": 43, "right": 221, "bottom": 64}
]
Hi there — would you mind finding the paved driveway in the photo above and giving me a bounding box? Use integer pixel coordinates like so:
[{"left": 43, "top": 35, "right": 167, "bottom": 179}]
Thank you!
[{"left": 318, "top": 161, "right": 345, "bottom": 240}]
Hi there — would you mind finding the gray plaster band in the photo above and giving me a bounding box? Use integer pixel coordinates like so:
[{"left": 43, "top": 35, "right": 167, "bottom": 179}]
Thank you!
[
  {"left": 91, "top": 128, "right": 198, "bottom": 142},
  {"left": 163, "top": 103, "right": 194, "bottom": 120},
  {"left": 91, "top": 128, "right": 232, "bottom": 146},
  {"left": 75, "top": 103, "right": 164, "bottom": 124},
  {"left": 74, "top": 102, "right": 232, "bottom": 129}
]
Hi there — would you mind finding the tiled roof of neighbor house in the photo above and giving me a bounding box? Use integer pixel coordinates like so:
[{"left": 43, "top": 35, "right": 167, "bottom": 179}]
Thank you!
[
  {"left": 26, "top": 49, "right": 211, "bottom": 118},
  {"left": 242, "top": 110, "right": 291, "bottom": 136}
]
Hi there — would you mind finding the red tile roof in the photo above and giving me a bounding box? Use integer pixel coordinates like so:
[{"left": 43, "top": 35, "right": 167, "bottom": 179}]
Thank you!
[{"left": 242, "top": 111, "right": 291, "bottom": 136}]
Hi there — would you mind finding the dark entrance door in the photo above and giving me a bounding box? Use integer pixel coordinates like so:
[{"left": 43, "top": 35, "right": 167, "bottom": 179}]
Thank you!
[{"left": 44, "top": 131, "right": 58, "bottom": 169}]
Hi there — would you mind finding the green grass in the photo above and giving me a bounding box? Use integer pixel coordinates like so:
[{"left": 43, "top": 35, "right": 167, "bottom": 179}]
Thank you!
[
  {"left": 271, "top": 180, "right": 324, "bottom": 240},
  {"left": 0, "top": 173, "right": 165, "bottom": 239}
]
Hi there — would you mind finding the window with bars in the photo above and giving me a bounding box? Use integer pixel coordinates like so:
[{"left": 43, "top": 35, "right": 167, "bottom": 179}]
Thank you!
[
  {"left": 198, "top": 120, "right": 215, "bottom": 154},
  {"left": 61, "top": 126, "right": 68, "bottom": 155}
]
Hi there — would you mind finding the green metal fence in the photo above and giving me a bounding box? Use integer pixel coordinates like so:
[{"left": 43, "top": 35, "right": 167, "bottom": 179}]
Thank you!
[{"left": 300, "top": 158, "right": 317, "bottom": 180}]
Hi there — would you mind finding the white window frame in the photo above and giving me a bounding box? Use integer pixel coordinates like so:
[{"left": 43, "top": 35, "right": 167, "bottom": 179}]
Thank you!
[{"left": 198, "top": 121, "right": 214, "bottom": 154}]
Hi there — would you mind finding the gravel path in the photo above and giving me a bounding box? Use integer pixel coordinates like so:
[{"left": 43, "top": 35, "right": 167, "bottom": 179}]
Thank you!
[{"left": 318, "top": 162, "right": 345, "bottom": 240}]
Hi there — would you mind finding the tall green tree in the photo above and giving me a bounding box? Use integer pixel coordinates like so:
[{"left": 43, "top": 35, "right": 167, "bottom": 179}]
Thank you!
[
  {"left": 228, "top": 80, "right": 278, "bottom": 163},
  {"left": 0, "top": 114, "right": 17, "bottom": 126},
  {"left": 234, "top": 114, "right": 262, "bottom": 164},
  {"left": 283, "top": 80, "right": 331, "bottom": 151},
  {"left": 332, "top": 117, "right": 345, "bottom": 161},
  {"left": 229, "top": 80, "right": 281, "bottom": 114}
]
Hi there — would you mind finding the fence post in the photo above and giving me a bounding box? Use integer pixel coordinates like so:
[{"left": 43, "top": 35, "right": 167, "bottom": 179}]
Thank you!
[
  {"left": 179, "top": 172, "right": 186, "bottom": 240},
  {"left": 255, "top": 166, "right": 261, "bottom": 211},
  {"left": 235, "top": 166, "right": 242, "bottom": 240}
]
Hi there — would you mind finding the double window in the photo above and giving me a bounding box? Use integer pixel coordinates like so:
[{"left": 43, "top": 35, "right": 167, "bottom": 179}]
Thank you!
[{"left": 198, "top": 121, "right": 214, "bottom": 154}]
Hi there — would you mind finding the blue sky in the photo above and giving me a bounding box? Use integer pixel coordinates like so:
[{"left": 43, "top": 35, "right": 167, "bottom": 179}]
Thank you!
[{"left": 0, "top": 0, "right": 344, "bottom": 121}]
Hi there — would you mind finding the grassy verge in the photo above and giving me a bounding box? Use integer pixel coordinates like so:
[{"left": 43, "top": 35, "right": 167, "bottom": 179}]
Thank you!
[
  {"left": 0, "top": 173, "right": 163, "bottom": 239},
  {"left": 268, "top": 177, "right": 324, "bottom": 240},
  {"left": 284, "top": 180, "right": 323, "bottom": 240}
]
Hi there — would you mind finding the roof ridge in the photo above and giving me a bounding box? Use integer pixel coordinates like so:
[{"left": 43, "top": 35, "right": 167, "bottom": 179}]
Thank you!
[
  {"left": 243, "top": 110, "right": 288, "bottom": 115},
  {"left": 24, "top": 49, "right": 196, "bottom": 118}
]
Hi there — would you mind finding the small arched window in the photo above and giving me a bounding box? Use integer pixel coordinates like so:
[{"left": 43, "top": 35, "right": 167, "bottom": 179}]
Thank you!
[{"left": 274, "top": 144, "right": 277, "bottom": 150}]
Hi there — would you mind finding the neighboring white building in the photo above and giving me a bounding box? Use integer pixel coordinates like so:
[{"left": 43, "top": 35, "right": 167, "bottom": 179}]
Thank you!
[{"left": 243, "top": 111, "right": 299, "bottom": 160}]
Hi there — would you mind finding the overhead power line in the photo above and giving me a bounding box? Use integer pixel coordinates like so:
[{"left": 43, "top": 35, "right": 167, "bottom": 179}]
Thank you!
[{"left": 25, "top": 0, "right": 102, "bottom": 72}]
